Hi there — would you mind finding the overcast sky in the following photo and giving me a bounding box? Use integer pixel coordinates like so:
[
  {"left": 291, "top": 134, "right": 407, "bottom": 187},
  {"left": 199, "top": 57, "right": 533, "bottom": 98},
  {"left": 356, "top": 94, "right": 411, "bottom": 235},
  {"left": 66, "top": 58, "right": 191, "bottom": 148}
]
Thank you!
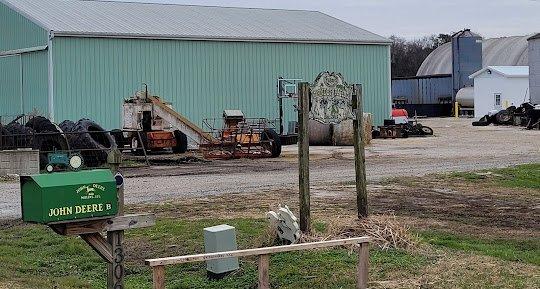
[{"left": 114, "top": 0, "right": 540, "bottom": 39}]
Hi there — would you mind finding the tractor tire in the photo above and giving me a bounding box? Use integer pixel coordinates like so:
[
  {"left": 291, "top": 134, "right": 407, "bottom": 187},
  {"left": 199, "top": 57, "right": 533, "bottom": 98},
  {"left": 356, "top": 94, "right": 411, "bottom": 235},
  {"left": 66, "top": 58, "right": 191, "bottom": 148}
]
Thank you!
[
  {"left": 59, "top": 120, "right": 76, "bottom": 133},
  {"left": 26, "top": 116, "right": 59, "bottom": 133},
  {"left": 111, "top": 129, "right": 126, "bottom": 148},
  {"left": 0, "top": 126, "right": 13, "bottom": 149},
  {"left": 5, "top": 123, "right": 34, "bottom": 148},
  {"left": 494, "top": 110, "right": 512, "bottom": 125},
  {"left": 262, "top": 129, "right": 282, "bottom": 158},
  {"left": 420, "top": 126, "right": 434, "bottom": 135},
  {"left": 472, "top": 115, "right": 490, "bottom": 126},
  {"left": 172, "top": 130, "right": 188, "bottom": 154},
  {"left": 33, "top": 131, "right": 69, "bottom": 169},
  {"left": 69, "top": 119, "right": 116, "bottom": 167}
]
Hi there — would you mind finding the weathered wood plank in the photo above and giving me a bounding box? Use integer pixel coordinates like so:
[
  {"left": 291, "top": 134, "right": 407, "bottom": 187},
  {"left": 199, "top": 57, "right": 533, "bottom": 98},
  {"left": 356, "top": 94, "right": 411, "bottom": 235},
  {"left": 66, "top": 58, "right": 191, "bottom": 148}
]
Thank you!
[
  {"left": 152, "top": 266, "right": 165, "bottom": 289},
  {"left": 105, "top": 214, "right": 156, "bottom": 232},
  {"left": 49, "top": 217, "right": 109, "bottom": 235},
  {"left": 63, "top": 220, "right": 107, "bottom": 235},
  {"left": 107, "top": 231, "right": 125, "bottom": 289},
  {"left": 353, "top": 84, "right": 368, "bottom": 218},
  {"left": 298, "top": 82, "right": 311, "bottom": 233},
  {"left": 81, "top": 233, "right": 113, "bottom": 263},
  {"left": 258, "top": 254, "right": 270, "bottom": 289},
  {"left": 356, "top": 242, "right": 369, "bottom": 289},
  {"left": 146, "top": 237, "right": 370, "bottom": 267}
]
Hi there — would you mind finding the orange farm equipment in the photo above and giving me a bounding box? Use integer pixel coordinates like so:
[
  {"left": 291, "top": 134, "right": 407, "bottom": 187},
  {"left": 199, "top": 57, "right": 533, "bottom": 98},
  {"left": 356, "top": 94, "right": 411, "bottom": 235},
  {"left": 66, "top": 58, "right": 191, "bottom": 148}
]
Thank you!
[{"left": 200, "top": 110, "right": 282, "bottom": 159}]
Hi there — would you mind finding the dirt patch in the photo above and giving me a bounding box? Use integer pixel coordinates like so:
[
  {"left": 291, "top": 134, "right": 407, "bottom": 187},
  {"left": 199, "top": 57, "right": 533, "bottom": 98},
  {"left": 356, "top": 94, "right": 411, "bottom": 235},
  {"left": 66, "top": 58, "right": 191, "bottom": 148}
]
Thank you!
[{"left": 127, "top": 171, "right": 539, "bottom": 241}]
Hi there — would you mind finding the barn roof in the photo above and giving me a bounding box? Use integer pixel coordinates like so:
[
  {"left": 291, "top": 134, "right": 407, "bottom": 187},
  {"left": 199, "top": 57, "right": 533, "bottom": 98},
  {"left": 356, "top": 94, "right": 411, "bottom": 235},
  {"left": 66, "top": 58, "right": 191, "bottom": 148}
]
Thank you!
[
  {"left": 529, "top": 33, "right": 540, "bottom": 41},
  {"left": 1, "top": 0, "right": 390, "bottom": 45},
  {"left": 417, "top": 35, "right": 531, "bottom": 76}
]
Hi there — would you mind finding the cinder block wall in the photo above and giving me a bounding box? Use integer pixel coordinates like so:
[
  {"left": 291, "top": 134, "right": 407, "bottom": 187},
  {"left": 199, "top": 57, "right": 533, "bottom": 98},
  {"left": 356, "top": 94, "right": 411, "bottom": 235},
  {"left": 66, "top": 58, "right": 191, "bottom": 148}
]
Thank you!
[{"left": 0, "top": 150, "right": 39, "bottom": 176}]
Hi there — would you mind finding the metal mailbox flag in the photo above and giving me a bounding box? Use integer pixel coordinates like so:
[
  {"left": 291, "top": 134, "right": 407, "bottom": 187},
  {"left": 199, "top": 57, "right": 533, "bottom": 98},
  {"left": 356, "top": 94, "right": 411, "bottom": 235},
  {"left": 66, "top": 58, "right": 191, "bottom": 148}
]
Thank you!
[
  {"left": 309, "top": 71, "right": 355, "bottom": 124},
  {"left": 20, "top": 169, "right": 118, "bottom": 224}
]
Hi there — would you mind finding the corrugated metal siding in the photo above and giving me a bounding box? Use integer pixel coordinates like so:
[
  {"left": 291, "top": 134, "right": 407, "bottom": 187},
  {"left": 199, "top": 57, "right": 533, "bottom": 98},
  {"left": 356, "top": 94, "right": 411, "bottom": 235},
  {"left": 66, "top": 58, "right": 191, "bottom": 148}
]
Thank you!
[
  {"left": 0, "top": 2, "right": 47, "bottom": 52},
  {"left": 0, "top": 51, "right": 49, "bottom": 118},
  {"left": 392, "top": 76, "right": 452, "bottom": 104},
  {"left": 21, "top": 50, "right": 48, "bottom": 114},
  {"left": 53, "top": 37, "right": 390, "bottom": 128},
  {"left": 0, "top": 55, "right": 22, "bottom": 117},
  {"left": 529, "top": 39, "right": 540, "bottom": 104}
]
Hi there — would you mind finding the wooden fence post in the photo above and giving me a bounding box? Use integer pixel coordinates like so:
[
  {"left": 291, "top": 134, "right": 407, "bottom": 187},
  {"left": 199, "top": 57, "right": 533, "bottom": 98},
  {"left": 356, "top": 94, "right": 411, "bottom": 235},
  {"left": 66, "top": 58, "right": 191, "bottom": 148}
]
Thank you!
[
  {"left": 258, "top": 254, "right": 270, "bottom": 289},
  {"left": 152, "top": 266, "right": 165, "bottom": 289},
  {"left": 356, "top": 242, "right": 369, "bottom": 289},
  {"left": 298, "top": 82, "right": 311, "bottom": 232},
  {"left": 353, "top": 84, "right": 368, "bottom": 218}
]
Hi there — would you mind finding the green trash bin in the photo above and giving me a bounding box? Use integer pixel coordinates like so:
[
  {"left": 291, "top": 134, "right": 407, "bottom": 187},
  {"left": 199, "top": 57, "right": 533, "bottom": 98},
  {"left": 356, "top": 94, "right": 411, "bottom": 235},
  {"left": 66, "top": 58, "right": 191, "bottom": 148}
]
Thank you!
[{"left": 20, "top": 169, "right": 118, "bottom": 224}]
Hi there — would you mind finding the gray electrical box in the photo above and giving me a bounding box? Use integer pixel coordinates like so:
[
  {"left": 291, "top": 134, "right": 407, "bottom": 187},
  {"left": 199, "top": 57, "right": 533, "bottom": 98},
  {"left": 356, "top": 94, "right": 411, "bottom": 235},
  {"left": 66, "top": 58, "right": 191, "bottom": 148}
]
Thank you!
[{"left": 204, "top": 224, "right": 240, "bottom": 276}]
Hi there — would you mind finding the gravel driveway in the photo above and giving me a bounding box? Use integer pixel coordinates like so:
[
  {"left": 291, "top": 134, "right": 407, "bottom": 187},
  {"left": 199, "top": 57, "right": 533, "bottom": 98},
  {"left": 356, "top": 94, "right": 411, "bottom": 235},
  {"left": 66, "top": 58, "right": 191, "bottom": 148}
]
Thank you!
[{"left": 1, "top": 118, "right": 539, "bottom": 219}]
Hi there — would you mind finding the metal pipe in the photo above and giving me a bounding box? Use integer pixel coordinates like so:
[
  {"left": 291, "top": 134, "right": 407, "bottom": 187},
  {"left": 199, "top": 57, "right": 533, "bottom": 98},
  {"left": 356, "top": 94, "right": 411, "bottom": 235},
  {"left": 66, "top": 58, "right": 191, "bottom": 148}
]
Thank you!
[
  {"left": 19, "top": 54, "right": 24, "bottom": 114},
  {"left": 47, "top": 31, "right": 55, "bottom": 121}
]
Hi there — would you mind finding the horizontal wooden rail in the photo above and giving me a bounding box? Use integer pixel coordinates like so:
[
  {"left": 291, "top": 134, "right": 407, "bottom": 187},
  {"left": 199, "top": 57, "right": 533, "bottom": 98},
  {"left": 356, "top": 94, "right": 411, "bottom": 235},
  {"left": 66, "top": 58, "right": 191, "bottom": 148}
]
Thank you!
[{"left": 146, "top": 237, "right": 370, "bottom": 289}]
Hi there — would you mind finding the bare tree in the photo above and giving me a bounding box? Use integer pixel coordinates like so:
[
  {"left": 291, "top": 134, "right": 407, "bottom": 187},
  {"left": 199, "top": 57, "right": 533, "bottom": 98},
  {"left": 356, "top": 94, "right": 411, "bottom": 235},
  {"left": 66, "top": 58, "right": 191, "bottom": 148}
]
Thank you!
[{"left": 390, "top": 34, "right": 451, "bottom": 78}]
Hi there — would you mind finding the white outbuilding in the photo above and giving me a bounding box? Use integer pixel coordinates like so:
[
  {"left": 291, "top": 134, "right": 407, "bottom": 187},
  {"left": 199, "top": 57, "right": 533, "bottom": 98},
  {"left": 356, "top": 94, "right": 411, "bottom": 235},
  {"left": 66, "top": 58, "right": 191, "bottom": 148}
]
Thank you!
[{"left": 469, "top": 66, "right": 530, "bottom": 117}]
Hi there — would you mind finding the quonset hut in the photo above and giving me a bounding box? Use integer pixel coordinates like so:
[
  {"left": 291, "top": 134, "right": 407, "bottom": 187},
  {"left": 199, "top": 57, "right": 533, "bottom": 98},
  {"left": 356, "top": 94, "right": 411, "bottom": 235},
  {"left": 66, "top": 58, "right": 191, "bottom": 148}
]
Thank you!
[{"left": 392, "top": 30, "right": 532, "bottom": 117}]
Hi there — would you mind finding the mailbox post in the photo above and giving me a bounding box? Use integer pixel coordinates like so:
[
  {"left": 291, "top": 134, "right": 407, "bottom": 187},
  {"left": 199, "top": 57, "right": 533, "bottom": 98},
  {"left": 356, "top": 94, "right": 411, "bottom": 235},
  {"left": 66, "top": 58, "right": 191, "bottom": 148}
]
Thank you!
[
  {"left": 106, "top": 149, "right": 125, "bottom": 289},
  {"left": 20, "top": 150, "right": 155, "bottom": 288}
]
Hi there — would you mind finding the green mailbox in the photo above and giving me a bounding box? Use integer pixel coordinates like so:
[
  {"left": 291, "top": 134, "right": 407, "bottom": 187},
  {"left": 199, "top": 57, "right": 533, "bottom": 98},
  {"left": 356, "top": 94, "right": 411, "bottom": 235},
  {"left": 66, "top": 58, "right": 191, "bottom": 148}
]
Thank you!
[{"left": 21, "top": 169, "right": 118, "bottom": 224}]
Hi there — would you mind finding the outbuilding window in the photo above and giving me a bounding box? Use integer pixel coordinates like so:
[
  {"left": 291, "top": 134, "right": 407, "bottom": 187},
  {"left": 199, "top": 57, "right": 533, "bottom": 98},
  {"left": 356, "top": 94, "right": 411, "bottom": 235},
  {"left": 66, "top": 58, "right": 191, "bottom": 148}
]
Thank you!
[{"left": 494, "top": 93, "right": 501, "bottom": 107}]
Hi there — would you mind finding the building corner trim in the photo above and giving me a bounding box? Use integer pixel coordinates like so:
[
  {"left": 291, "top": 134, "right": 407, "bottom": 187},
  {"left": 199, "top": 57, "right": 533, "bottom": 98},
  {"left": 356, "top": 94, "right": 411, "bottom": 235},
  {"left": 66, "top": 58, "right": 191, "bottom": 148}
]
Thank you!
[{"left": 47, "top": 31, "right": 54, "bottom": 121}]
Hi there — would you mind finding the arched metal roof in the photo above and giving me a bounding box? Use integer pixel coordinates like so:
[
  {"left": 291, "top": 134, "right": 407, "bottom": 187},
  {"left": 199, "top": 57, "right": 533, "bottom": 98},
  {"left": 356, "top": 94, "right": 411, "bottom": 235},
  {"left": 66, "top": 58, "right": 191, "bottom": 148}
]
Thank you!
[{"left": 417, "top": 35, "right": 531, "bottom": 76}]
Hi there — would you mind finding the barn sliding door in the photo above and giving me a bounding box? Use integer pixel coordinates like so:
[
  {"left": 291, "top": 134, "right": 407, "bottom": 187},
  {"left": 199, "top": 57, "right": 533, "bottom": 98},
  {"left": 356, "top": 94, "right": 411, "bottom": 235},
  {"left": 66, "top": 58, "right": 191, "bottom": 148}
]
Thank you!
[{"left": 0, "top": 55, "right": 23, "bottom": 120}]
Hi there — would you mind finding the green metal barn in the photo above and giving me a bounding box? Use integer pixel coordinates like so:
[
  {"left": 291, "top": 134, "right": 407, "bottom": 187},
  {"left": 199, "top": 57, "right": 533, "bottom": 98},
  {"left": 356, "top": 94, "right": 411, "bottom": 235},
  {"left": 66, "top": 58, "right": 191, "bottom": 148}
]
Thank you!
[{"left": 0, "top": 0, "right": 391, "bottom": 129}]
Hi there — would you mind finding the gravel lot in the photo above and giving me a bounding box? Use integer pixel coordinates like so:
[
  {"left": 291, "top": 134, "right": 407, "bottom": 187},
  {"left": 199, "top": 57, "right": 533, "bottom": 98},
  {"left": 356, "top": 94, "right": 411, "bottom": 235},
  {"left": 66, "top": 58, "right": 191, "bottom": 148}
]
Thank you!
[{"left": 1, "top": 118, "right": 539, "bottom": 219}]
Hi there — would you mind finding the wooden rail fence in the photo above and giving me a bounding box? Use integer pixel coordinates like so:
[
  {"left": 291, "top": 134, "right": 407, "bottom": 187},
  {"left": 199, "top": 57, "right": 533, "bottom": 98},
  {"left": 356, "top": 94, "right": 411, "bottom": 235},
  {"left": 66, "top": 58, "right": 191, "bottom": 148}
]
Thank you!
[{"left": 145, "top": 236, "right": 371, "bottom": 289}]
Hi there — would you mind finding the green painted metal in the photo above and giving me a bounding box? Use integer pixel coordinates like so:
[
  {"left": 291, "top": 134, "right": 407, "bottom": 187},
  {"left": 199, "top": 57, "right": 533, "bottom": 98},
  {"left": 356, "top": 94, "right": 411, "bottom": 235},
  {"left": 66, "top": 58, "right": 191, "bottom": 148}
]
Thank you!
[
  {"left": 20, "top": 169, "right": 118, "bottom": 224},
  {"left": 0, "top": 51, "right": 49, "bottom": 119},
  {"left": 0, "top": 2, "right": 47, "bottom": 52},
  {"left": 21, "top": 50, "right": 48, "bottom": 115},
  {"left": 0, "top": 55, "right": 22, "bottom": 117},
  {"left": 52, "top": 37, "right": 390, "bottom": 128}
]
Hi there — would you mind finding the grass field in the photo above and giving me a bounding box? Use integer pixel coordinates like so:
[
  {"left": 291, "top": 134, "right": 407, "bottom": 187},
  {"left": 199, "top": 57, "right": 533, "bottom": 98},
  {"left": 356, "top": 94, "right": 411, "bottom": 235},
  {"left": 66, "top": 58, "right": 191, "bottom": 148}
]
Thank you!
[{"left": 0, "top": 164, "right": 538, "bottom": 288}]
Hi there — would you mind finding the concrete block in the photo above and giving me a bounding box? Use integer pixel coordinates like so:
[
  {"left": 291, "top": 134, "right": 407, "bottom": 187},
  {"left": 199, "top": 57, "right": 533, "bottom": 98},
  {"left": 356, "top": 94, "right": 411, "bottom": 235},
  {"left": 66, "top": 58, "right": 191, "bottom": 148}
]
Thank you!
[{"left": 0, "top": 150, "right": 39, "bottom": 176}]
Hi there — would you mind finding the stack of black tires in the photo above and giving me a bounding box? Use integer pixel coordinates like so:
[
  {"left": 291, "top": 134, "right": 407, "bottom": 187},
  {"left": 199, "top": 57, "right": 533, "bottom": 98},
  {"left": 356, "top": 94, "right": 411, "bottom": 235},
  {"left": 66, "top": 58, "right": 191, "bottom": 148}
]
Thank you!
[
  {"left": 60, "top": 119, "right": 116, "bottom": 167},
  {"left": 0, "top": 116, "right": 115, "bottom": 169},
  {"left": 473, "top": 103, "right": 540, "bottom": 129}
]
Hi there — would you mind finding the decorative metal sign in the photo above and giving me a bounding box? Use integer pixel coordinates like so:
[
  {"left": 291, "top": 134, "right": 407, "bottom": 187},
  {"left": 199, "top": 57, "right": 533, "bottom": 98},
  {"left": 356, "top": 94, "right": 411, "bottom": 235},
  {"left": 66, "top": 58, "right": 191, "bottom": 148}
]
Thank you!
[{"left": 309, "top": 71, "right": 354, "bottom": 124}]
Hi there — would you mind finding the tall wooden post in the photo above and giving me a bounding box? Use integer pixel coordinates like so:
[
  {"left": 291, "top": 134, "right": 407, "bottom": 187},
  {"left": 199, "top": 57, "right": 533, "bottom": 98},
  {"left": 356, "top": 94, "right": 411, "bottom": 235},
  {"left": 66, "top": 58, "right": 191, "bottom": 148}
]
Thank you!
[
  {"left": 107, "top": 149, "right": 125, "bottom": 289},
  {"left": 298, "top": 82, "right": 311, "bottom": 232},
  {"left": 353, "top": 84, "right": 368, "bottom": 218}
]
